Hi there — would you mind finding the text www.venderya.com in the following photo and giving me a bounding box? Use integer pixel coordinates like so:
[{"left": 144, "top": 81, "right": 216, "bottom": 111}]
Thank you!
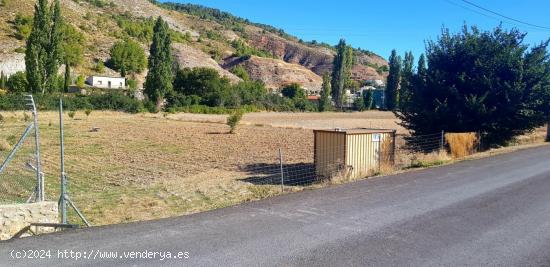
[{"left": 10, "top": 249, "right": 190, "bottom": 261}]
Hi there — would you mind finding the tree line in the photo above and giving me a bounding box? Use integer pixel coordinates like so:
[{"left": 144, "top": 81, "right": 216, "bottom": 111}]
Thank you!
[{"left": 385, "top": 25, "right": 550, "bottom": 146}]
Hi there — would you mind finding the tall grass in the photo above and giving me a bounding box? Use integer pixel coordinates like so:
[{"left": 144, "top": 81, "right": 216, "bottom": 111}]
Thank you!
[{"left": 445, "top": 132, "right": 479, "bottom": 158}]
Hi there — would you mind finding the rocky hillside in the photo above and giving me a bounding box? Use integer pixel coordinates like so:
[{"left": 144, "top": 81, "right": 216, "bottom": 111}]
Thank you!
[{"left": 0, "top": 0, "right": 388, "bottom": 91}]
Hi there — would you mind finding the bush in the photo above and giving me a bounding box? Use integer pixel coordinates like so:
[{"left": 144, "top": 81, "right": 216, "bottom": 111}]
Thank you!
[
  {"left": 76, "top": 75, "right": 85, "bottom": 88},
  {"left": 6, "top": 71, "right": 28, "bottom": 93},
  {"left": 227, "top": 109, "right": 244, "bottom": 134},
  {"left": 85, "top": 109, "right": 92, "bottom": 117},
  {"left": 68, "top": 111, "right": 76, "bottom": 119}
]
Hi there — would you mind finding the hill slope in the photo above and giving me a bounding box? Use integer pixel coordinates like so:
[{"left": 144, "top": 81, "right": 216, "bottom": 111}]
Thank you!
[{"left": 0, "top": 0, "right": 388, "bottom": 91}]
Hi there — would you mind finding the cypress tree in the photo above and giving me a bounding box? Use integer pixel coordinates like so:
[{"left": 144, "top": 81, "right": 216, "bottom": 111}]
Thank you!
[
  {"left": 64, "top": 60, "right": 70, "bottom": 93},
  {"left": 386, "top": 49, "right": 402, "bottom": 110},
  {"left": 416, "top": 53, "right": 427, "bottom": 88},
  {"left": 331, "top": 39, "right": 353, "bottom": 109},
  {"left": 318, "top": 72, "right": 332, "bottom": 111},
  {"left": 145, "top": 17, "right": 174, "bottom": 111},
  {"left": 364, "top": 89, "right": 374, "bottom": 110},
  {"left": 400, "top": 51, "right": 414, "bottom": 109},
  {"left": 0, "top": 71, "right": 7, "bottom": 89}
]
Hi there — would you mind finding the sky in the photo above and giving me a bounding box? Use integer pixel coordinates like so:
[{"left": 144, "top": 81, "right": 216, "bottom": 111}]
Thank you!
[{"left": 163, "top": 0, "right": 550, "bottom": 60}]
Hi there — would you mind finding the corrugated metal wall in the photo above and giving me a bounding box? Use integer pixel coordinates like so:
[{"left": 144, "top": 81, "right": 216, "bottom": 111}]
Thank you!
[
  {"left": 345, "top": 133, "right": 392, "bottom": 178},
  {"left": 314, "top": 132, "right": 345, "bottom": 179},
  {"left": 314, "top": 131, "right": 394, "bottom": 180}
]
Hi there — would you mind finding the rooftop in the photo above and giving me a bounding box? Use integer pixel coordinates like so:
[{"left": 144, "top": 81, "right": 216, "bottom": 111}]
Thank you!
[{"left": 314, "top": 128, "right": 396, "bottom": 134}]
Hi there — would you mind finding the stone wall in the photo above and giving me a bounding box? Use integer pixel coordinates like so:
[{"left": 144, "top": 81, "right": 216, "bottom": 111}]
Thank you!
[{"left": 0, "top": 202, "right": 58, "bottom": 240}]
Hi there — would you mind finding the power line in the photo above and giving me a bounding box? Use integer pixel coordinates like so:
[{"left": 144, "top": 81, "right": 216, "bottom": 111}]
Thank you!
[{"left": 459, "top": 0, "right": 550, "bottom": 30}]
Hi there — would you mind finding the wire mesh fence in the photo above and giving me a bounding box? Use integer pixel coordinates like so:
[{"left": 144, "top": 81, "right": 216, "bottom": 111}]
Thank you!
[{"left": 0, "top": 106, "right": 518, "bottom": 228}]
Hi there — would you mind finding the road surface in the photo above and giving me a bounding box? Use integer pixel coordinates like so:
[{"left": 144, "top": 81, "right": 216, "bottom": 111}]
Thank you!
[{"left": 1, "top": 145, "right": 550, "bottom": 266}]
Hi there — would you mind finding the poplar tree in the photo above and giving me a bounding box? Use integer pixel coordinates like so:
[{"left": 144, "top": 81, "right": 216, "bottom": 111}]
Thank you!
[
  {"left": 0, "top": 71, "right": 7, "bottom": 89},
  {"left": 364, "top": 89, "right": 374, "bottom": 110},
  {"left": 400, "top": 51, "right": 414, "bottom": 109},
  {"left": 318, "top": 73, "right": 332, "bottom": 111},
  {"left": 25, "top": 0, "right": 63, "bottom": 94},
  {"left": 331, "top": 39, "right": 353, "bottom": 109},
  {"left": 386, "top": 49, "right": 401, "bottom": 110},
  {"left": 145, "top": 17, "right": 174, "bottom": 111},
  {"left": 64, "top": 60, "right": 70, "bottom": 92}
]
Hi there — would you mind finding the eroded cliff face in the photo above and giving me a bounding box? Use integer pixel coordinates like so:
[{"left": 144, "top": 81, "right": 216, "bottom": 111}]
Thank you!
[
  {"left": 245, "top": 28, "right": 388, "bottom": 82},
  {"left": 225, "top": 56, "right": 323, "bottom": 92}
]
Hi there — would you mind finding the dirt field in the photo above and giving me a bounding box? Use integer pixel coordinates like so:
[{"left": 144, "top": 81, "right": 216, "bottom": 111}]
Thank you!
[
  {"left": 147, "top": 111, "right": 407, "bottom": 133},
  {"left": 0, "top": 110, "right": 545, "bottom": 226},
  {"left": 7, "top": 111, "right": 400, "bottom": 225}
]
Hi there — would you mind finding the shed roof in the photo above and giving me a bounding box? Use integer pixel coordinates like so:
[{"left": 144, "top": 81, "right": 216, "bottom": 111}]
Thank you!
[{"left": 313, "top": 128, "right": 395, "bottom": 135}]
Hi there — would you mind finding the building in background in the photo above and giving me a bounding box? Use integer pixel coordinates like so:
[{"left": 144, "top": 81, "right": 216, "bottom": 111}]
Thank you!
[{"left": 86, "top": 76, "right": 126, "bottom": 89}]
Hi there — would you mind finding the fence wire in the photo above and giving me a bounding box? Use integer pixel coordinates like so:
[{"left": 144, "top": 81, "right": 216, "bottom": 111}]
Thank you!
[{"left": 0, "top": 122, "right": 37, "bottom": 204}]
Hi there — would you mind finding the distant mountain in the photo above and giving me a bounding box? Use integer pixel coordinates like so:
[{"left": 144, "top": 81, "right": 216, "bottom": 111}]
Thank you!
[{"left": 0, "top": 0, "right": 388, "bottom": 91}]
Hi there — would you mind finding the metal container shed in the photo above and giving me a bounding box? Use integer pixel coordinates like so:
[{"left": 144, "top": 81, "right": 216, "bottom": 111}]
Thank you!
[{"left": 314, "top": 128, "right": 396, "bottom": 180}]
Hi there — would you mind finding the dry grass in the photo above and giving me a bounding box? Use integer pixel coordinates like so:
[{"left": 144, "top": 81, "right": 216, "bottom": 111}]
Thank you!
[
  {"left": 0, "top": 139, "right": 10, "bottom": 151},
  {"left": 445, "top": 132, "right": 479, "bottom": 158}
]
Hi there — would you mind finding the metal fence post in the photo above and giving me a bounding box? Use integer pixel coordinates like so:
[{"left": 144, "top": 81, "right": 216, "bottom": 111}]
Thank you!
[
  {"left": 279, "top": 148, "right": 284, "bottom": 193},
  {"left": 59, "top": 98, "right": 67, "bottom": 224},
  {"left": 26, "top": 95, "right": 43, "bottom": 201},
  {"left": 440, "top": 130, "right": 445, "bottom": 151}
]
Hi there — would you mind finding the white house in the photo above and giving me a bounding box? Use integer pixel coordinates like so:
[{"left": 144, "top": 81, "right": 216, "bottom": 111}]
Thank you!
[{"left": 86, "top": 76, "right": 126, "bottom": 89}]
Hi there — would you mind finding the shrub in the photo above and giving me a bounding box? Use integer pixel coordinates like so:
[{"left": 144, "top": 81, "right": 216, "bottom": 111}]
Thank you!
[
  {"left": 23, "top": 112, "right": 30, "bottom": 122},
  {"left": 95, "top": 61, "right": 105, "bottom": 73},
  {"left": 6, "top": 71, "right": 28, "bottom": 93},
  {"left": 68, "top": 111, "right": 76, "bottom": 119},
  {"left": 0, "top": 139, "right": 11, "bottom": 152},
  {"left": 445, "top": 132, "right": 479, "bottom": 158},
  {"left": 227, "top": 109, "right": 244, "bottom": 134},
  {"left": 85, "top": 109, "right": 92, "bottom": 118},
  {"left": 76, "top": 75, "right": 86, "bottom": 88}
]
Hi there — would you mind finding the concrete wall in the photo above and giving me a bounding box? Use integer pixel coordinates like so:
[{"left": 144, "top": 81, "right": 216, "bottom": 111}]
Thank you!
[{"left": 0, "top": 202, "right": 58, "bottom": 240}]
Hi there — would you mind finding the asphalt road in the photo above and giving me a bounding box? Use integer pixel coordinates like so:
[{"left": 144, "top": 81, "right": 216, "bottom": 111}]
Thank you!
[{"left": 2, "top": 145, "right": 550, "bottom": 266}]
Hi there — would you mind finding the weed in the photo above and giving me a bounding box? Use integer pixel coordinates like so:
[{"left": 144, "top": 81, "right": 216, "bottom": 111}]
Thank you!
[
  {"left": 227, "top": 110, "right": 244, "bottom": 134},
  {"left": 68, "top": 111, "right": 76, "bottom": 119}
]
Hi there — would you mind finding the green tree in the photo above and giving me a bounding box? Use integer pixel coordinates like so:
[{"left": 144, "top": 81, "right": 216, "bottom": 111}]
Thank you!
[
  {"left": 25, "top": 0, "right": 63, "bottom": 94},
  {"left": 7, "top": 71, "right": 28, "bottom": 93},
  {"left": 0, "top": 71, "right": 7, "bottom": 89},
  {"left": 331, "top": 39, "right": 353, "bottom": 108},
  {"left": 353, "top": 94, "right": 365, "bottom": 111},
  {"left": 400, "top": 51, "right": 414, "bottom": 109},
  {"left": 144, "top": 17, "right": 174, "bottom": 110},
  {"left": 63, "top": 60, "right": 70, "bottom": 92},
  {"left": 281, "top": 83, "right": 306, "bottom": 99},
  {"left": 109, "top": 39, "right": 147, "bottom": 75},
  {"left": 397, "top": 25, "right": 550, "bottom": 146},
  {"left": 364, "top": 89, "right": 374, "bottom": 110},
  {"left": 62, "top": 24, "right": 85, "bottom": 66},
  {"left": 386, "top": 49, "right": 402, "bottom": 110},
  {"left": 318, "top": 73, "right": 332, "bottom": 111}
]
